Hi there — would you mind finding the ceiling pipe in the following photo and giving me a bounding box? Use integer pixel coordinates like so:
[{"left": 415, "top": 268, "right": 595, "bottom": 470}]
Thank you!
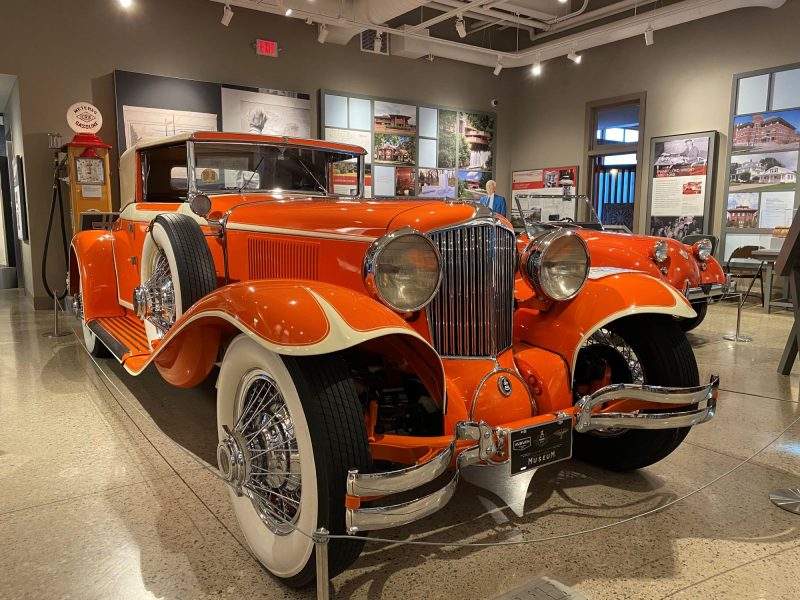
[
  {"left": 548, "top": 0, "right": 591, "bottom": 25},
  {"left": 486, "top": 1, "right": 559, "bottom": 21},
  {"left": 404, "top": 0, "right": 497, "bottom": 33},
  {"left": 209, "top": 0, "right": 786, "bottom": 69},
  {"left": 433, "top": 0, "right": 551, "bottom": 29},
  {"left": 532, "top": 0, "right": 659, "bottom": 40}
]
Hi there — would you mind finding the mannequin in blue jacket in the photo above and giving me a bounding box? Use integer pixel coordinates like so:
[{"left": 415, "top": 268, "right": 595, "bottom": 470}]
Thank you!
[{"left": 478, "top": 180, "right": 506, "bottom": 216}]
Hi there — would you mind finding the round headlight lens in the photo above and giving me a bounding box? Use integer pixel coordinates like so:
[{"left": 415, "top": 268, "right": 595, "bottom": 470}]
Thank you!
[
  {"left": 653, "top": 239, "right": 669, "bottom": 263},
  {"left": 694, "top": 238, "right": 712, "bottom": 261},
  {"left": 521, "top": 229, "right": 590, "bottom": 301},
  {"left": 365, "top": 230, "right": 442, "bottom": 312}
]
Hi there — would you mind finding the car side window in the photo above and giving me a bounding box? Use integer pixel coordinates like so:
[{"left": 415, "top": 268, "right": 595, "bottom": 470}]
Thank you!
[{"left": 140, "top": 144, "right": 189, "bottom": 202}]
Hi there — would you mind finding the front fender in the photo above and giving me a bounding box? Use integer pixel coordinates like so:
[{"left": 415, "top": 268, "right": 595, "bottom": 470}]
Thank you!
[
  {"left": 136, "top": 280, "right": 445, "bottom": 403},
  {"left": 515, "top": 271, "right": 695, "bottom": 381},
  {"left": 70, "top": 231, "right": 124, "bottom": 321}
]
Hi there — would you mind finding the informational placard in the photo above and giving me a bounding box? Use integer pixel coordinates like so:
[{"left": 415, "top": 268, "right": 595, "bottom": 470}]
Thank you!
[
  {"left": 511, "top": 166, "right": 578, "bottom": 222},
  {"left": 646, "top": 131, "right": 717, "bottom": 238}
]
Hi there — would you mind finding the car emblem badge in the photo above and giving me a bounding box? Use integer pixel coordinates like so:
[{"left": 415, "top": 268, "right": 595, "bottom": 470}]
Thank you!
[
  {"left": 536, "top": 430, "right": 548, "bottom": 447},
  {"left": 498, "top": 376, "right": 512, "bottom": 397},
  {"left": 513, "top": 437, "right": 531, "bottom": 451}
]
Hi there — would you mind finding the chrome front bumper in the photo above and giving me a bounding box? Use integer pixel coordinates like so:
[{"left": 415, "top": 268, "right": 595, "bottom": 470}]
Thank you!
[
  {"left": 345, "top": 376, "right": 719, "bottom": 534},
  {"left": 684, "top": 275, "right": 735, "bottom": 302},
  {"left": 574, "top": 375, "right": 719, "bottom": 433}
]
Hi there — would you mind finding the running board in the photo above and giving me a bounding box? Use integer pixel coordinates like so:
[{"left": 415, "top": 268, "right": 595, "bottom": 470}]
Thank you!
[{"left": 88, "top": 312, "right": 150, "bottom": 361}]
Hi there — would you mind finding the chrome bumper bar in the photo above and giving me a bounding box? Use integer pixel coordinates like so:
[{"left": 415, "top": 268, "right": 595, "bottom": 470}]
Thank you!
[
  {"left": 346, "top": 376, "right": 719, "bottom": 533},
  {"left": 574, "top": 375, "right": 719, "bottom": 433},
  {"left": 684, "top": 275, "right": 735, "bottom": 301}
]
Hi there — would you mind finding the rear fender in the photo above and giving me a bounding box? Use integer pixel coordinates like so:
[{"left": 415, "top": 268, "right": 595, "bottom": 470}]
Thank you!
[
  {"left": 70, "top": 231, "right": 125, "bottom": 321},
  {"left": 515, "top": 271, "right": 694, "bottom": 382},
  {"left": 138, "top": 281, "right": 446, "bottom": 404}
]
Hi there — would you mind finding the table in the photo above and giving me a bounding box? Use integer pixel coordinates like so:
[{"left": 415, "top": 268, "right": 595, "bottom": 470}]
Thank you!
[{"left": 752, "top": 249, "right": 793, "bottom": 314}]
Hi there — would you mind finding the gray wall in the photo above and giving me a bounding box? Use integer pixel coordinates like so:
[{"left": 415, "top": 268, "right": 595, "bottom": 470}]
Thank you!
[
  {"left": 505, "top": 0, "right": 800, "bottom": 236},
  {"left": 0, "top": 0, "right": 511, "bottom": 308}
]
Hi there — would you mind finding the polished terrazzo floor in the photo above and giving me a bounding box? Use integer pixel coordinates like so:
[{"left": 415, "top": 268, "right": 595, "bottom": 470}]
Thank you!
[{"left": 1, "top": 288, "right": 799, "bottom": 599}]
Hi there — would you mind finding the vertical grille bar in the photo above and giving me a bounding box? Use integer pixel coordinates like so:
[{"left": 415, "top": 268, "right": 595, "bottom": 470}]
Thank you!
[{"left": 427, "top": 223, "right": 515, "bottom": 357}]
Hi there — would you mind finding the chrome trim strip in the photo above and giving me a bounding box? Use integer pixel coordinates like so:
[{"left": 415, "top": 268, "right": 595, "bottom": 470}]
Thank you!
[
  {"left": 575, "top": 375, "right": 719, "bottom": 433},
  {"left": 684, "top": 283, "right": 729, "bottom": 301}
]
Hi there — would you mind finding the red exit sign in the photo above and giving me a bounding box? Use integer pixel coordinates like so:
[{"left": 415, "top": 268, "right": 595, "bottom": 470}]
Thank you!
[{"left": 255, "top": 39, "right": 278, "bottom": 57}]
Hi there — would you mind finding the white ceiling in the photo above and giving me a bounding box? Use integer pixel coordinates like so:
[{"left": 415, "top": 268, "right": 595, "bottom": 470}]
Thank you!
[{"left": 0, "top": 74, "right": 17, "bottom": 112}]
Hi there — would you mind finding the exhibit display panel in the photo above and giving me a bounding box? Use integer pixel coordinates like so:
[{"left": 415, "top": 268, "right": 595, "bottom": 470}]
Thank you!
[
  {"left": 645, "top": 131, "right": 718, "bottom": 238},
  {"left": 319, "top": 90, "right": 494, "bottom": 198},
  {"left": 721, "top": 64, "right": 800, "bottom": 261},
  {"left": 113, "top": 70, "right": 311, "bottom": 154}
]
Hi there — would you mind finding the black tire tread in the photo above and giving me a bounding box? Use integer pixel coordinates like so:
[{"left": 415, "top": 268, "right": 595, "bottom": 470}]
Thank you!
[
  {"left": 679, "top": 300, "right": 708, "bottom": 332},
  {"left": 573, "top": 315, "right": 699, "bottom": 471},
  {"left": 282, "top": 354, "right": 370, "bottom": 588},
  {"left": 152, "top": 213, "right": 217, "bottom": 312}
]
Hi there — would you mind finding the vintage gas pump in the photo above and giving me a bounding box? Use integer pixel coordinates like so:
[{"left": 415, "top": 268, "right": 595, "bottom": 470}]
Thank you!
[{"left": 62, "top": 102, "right": 113, "bottom": 234}]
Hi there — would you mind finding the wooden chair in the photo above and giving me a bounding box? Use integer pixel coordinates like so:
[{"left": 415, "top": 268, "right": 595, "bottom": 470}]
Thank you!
[{"left": 725, "top": 245, "right": 766, "bottom": 306}]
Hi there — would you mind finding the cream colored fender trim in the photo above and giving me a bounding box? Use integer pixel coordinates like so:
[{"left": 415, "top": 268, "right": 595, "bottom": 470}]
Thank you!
[
  {"left": 123, "top": 289, "right": 448, "bottom": 409},
  {"left": 571, "top": 283, "right": 696, "bottom": 381}
]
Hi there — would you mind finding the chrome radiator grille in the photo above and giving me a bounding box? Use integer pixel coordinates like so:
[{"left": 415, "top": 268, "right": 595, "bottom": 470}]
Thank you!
[{"left": 426, "top": 223, "right": 516, "bottom": 357}]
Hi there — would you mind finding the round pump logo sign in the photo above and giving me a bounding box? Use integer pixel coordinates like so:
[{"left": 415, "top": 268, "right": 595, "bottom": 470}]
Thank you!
[{"left": 66, "top": 102, "right": 103, "bottom": 134}]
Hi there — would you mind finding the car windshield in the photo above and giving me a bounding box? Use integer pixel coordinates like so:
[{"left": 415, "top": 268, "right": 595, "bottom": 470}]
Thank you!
[
  {"left": 510, "top": 193, "right": 601, "bottom": 236},
  {"left": 187, "top": 142, "right": 362, "bottom": 197}
]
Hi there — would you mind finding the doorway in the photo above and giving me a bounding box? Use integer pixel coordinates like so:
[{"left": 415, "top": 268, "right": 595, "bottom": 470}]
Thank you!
[{"left": 585, "top": 94, "right": 646, "bottom": 231}]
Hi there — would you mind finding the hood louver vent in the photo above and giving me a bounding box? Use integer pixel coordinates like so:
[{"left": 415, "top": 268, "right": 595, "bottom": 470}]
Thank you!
[{"left": 248, "top": 237, "right": 320, "bottom": 281}]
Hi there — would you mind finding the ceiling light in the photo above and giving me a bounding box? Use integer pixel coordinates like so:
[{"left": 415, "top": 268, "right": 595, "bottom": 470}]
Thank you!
[
  {"left": 531, "top": 61, "right": 542, "bottom": 76},
  {"left": 317, "top": 23, "right": 329, "bottom": 43},
  {"left": 285, "top": 7, "right": 293, "bottom": 16},
  {"left": 493, "top": 59, "right": 503, "bottom": 76},
  {"left": 221, "top": 3, "right": 233, "bottom": 26},
  {"left": 375, "top": 32, "right": 383, "bottom": 53},
  {"left": 119, "top": 0, "right": 132, "bottom": 7},
  {"left": 644, "top": 25, "right": 654, "bottom": 46},
  {"left": 567, "top": 50, "right": 582, "bottom": 64},
  {"left": 455, "top": 16, "right": 467, "bottom": 38},
  {"left": 558, "top": 0, "right": 568, "bottom": 3}
]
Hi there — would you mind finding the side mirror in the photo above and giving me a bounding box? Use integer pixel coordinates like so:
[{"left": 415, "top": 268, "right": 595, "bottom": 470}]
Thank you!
[{"left": 189, "top": 193, "right": 212, "bottom": 218}]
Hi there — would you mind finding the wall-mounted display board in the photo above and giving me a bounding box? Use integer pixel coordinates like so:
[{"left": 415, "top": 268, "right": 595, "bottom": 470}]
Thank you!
[
  {"left": 645, "top": 131, "right": 717, "bottom": 238},
  {"left": 113, "top": 70, "right": 311, "bottom": 154},
  {"left": 319, "top": 90, "right": 494, "bottom": 199},
  {"left": 721, "top": 64, "right": 800, "bottom": 261},
  {"left": 511, "top": 167, "right": 579, "bottom": 223}
]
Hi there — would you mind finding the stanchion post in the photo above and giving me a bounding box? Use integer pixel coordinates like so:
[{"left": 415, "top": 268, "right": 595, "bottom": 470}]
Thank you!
[
  {"left": 43, "top": 293, "right": 71, "bottom": 339},
  {"left": 723, "top": 292, "right": 752, "bottom": 343},
  {"left": 313, "top": 527, "right": 330, "bottom": 600}
]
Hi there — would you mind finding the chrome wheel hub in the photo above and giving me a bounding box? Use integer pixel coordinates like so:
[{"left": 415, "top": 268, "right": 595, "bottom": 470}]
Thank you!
[
  {"left": 134, "top": 250, "right": 176, "bottom": 337},
  {"left": 218, "top": 370, "right": 302, "bottom": 535},
  {"left": 73, "top": 292, "right": 84, "bottom": 320}
]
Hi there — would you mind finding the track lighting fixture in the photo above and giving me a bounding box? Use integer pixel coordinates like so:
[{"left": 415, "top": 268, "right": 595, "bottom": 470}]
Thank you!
[
  {"left": 119, "top": 0, "right": 132, "bottom": 7},
  {"left": 567, "top": 50, "right": 582, "bottom": 64},
  {"left": 455, "top": 16, "right": 467, "bottom": 39},
  {"left": 221, "top": 2, "right": 233, "bottom": 26},
  {"left": 644, "top": 25, "right": 654, "bottom": 46},
  {"left": 317, "top": 23, "right": 329, "bottom": 43},
  {"left": 493, "top": 59, "right": 503, "bottom": 76},
  {"left": 531, "top": 61, "right": 542, "bottom": 76},
  {"left": 285, "top": 7, "right": 293, "bottom": 16}
]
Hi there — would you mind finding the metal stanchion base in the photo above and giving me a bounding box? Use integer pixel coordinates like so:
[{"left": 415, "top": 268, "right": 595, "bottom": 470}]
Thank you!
[
  {"left": 723, "top": 334, "right": 752, "bottom": 342},
  {"left": 42, "top": 331, "right": 71, "bottom": 338},
  {"left": 770, "top": 488, "right": 800, "bottom": 514}
]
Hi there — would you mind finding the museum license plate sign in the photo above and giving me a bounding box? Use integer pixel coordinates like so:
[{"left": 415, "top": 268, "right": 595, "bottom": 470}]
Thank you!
[{"left": 510, "top": 418, "right": 572, "bottom": 475}]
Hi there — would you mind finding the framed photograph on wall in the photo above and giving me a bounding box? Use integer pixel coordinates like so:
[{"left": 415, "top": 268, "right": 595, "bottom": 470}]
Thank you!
[
  {"left": 11, "top": 155, "right": 29, "bottom": 242},
  {"left": 645, "top": 131, "right": 718, "bottom": 238}
]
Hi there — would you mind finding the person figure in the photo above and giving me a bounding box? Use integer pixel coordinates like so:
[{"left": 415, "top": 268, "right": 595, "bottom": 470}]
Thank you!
[
  {"left": 681, "top": 139, "right": 700, "bottom": 162},
  {"left": 479, "top": 180, "right": 506, "bottom": 216}
]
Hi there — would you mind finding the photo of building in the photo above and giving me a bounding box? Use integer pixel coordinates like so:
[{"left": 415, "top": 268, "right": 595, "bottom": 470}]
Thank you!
[
  {"left": 729, "top": 150, "right": 799, "bottom": 191},
  {"left": 732, "top": 110, "right": 800, "bottom": 152},
  {"left": 374, "top": 134, "right": 415, "bottom": 165},
  {"left": 374, "top": 101, "right": 417, "bottom": 134}
]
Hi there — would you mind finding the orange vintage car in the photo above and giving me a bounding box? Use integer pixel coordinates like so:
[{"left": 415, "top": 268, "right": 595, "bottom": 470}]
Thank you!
[
  {"left": 70, "top": 132, "right": 718, "bottom": 587},
  {"left": 513, "top": 200, "right": 731, "bottom": 331}
]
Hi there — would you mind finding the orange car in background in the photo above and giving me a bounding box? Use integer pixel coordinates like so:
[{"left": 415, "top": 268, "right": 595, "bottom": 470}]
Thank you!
[{"left": 70, "top": 132, "right": 718, "bottom": 587}]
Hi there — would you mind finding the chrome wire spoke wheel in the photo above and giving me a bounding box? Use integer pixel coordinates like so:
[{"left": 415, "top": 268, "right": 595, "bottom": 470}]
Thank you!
[
  {"left": 141, "top": 249, "right": 177, "bottom": 336},
  {"left": 582, "top": 328, "right": 645, "bottom": 437},
  {"left": 218, "top": 369, "right": 302, "bottom": 535}
]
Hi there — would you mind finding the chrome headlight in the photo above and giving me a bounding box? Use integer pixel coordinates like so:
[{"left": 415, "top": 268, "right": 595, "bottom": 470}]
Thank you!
[
  {"left": 652, "top": 239, "right": 669, "bottom": 263},
  {"left": 364, "top": 228, "right": 442, "bottom": 312},
  {"left": 693, "top": 238, "right": 712, "bottom": 261},
  {"left": 520, "top": 229, "right": 590, "bottom": 301}
]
